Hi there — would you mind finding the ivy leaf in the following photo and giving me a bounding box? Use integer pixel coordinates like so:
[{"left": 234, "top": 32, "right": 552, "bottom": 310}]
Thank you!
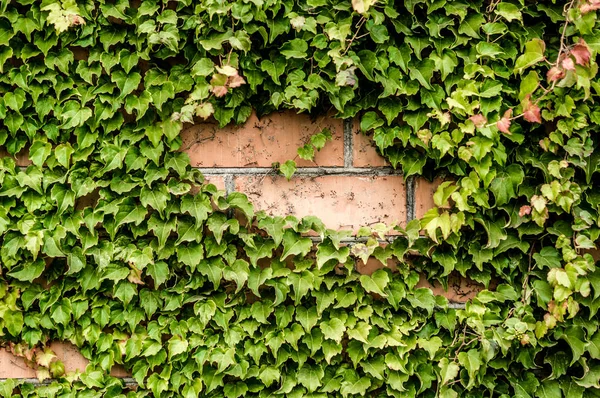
[
  {"left": 168, "top": 336, "right": 188, "bottom": 360},
  {"left": 514, "top": 39, "right": 546, "bottom": 74},
  {"left": 147, "top": 214, "right": 176, "bottom": 249},
  {"left": 181, "top": 194, "right": 212, "bottom": 227},
  {"left": 457, "top": 349, "right": 481, "bottom": 388},
  {"left": 474, "top": 217, "right": 507, "bottom": 249},
  {"left": 495, "top": 3, "right": 522, "bottom": 21},
  {"left": 438, "top": 358, "right": 460, "bottom": 385},
  {"left": 281, "top": 230, "right": 312, "bottom": 261},
  {"left": 406, "top": 288, "right": 436, "bottom": 315},
  {"left": 245, "top": 239, "right": 275, "bottom": 267},
  {"left": 320, "top": 318, "right": 346, "bottom": 343},
  {"left": 8, "top": 259, "right": 45, "bottom": 282},
  {"left": 279, "top": 160, "right": 297, "bottom": 181},
  {"left": 352, "top": 0, "right": 376, "bottom": 14},
  {"left": 535, "top": 381, "right": 561, "bottom": 398},
  {"left": 3, "top": 310, "right": 23, "bottom": 336},
  {"left": 316, "top": 241, "right": 349, "bottom": 269},
  {"left": 146, "top": 261, "right": 169, "bottom": 288},
  {"left": 555, "top": 326, "right": 586, "bottom": 365},
  {"left": 259, "top": 366, "right": 280, "bottom": 387},
  {"left": 490, "top": 164, "right": 524, "bottom": 206},
  {"left": 533, "top": 247, "right": 561, "bottom": 269},
  {"left": 359, "top": 269, "right": 390, "bottom": 297},
  {"left": 140, "top": 185, "right": 170, "bottom": 217},
  {"left": 223, "top": 382, "right": 248, "bottom": 398},
  {"left": 297, "top": 364, "right": 324, "bottom": 392},
  {"left": 112, "top": 70, "right": 142, "bottom": 98},
  {"left": 257, "top": 216, "right": 285, "bottom": 246},
  {"left": 280, "top": 39, "right": 308, "bottom": 58},
  {"left": 148, "top": 82, "right": 175, "bottom": 111},
  {"left": 575, "top": 360, "right": 600, "bottom": 388},
  {"left": 340, "top": 375, "right": 371, "bottom": 397},
  {"left": 296, "top": 305, "right": 318, "bottom": 333},
  {"left": 29, "top": 140, "right": 52, "bottom": 167}
]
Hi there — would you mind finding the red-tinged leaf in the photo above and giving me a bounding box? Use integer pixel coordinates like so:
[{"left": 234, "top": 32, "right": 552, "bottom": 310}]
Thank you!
[
  {"left": 497, "top": 109, "right": 512, "bottom": 134},
  {"left": 211, "top": 86, "right": 228, "bottom": 97},
  {"left": 69, "top": 14, "right": 85, "bottom": 26},
  {"left": 227, "top": 75, "right": 246, "bottom": 88},
  {"left": 581, "top": 0, "right": 600, "bottom": 14},
  {"left": 571, "top": 39, "right": 591, "bottom": 66},
  {"left": 519, "top": 205, "right": 532, "bottom": 217},
  {"left": 522, "top": 95, "right": 542, "bottom": 123},
  {"left": 562, "top": 57, "right": 575, "bottom": 71},
  {"left": 469, "top": 114, "right": 487, "bottom": 128},
  {"left": 547, "top": 66, "right": 565, "bottom": 82}
]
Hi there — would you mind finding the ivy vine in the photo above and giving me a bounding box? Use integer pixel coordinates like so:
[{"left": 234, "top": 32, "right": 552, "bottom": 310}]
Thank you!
[{"left": 1, "top": 0, "right": 600, "bottom": 397}]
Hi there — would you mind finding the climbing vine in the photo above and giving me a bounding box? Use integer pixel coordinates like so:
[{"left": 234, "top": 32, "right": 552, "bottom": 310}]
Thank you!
[{"left": 1, "top": 0, "right": 600, "bottom": 397}]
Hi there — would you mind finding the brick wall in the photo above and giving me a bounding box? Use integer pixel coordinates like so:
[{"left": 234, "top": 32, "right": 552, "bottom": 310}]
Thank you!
[{"left": 1, "top": 111, "right": 474, "bottom": 380}]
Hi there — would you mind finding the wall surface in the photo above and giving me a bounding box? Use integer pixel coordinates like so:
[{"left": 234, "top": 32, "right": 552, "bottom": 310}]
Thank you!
[{"left": 1, "top": 111, "right": 479, "bottom": 380}]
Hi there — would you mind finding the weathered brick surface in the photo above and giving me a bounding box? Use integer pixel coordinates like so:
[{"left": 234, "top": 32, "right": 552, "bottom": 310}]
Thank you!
[
  {"left": 203, "top": 175, "right": 227, "bottom": 191},
  {"left": 353, "top": 129, "right": 390, "bottom": 168},
  {"left": 182, "top": 112, "right": 344, "bottom": 168},
  {"left": 0, "top": 342, "right": 129, "bottom": 378},
  {"left": 235, "top": 174, "right": 406, "bottom": 231},
  {"left": 414, "top": 177, "right": 444, "bottom": 219}
]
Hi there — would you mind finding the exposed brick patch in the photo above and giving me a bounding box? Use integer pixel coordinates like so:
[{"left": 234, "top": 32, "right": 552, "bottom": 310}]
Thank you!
[
  {"left": 234, "top": 174, "right": 406, "bottom": 232},
  {"left": 414, "top": 177, "right": 444, "bottom": 219},
  {"left": 181, "top": 111, "right": 344, "bottom": 168},
  {"left": 352, "top": 119, "right": 390, "bottom": 168},
  {"left": 203, "top": 175, "right": 227, "bottom": 192},
  {"left": 0, "top": 342, "right": 129, "bottom": 379}
]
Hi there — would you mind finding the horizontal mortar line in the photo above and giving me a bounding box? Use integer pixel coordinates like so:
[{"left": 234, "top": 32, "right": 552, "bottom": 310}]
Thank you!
[
  {"left": 196, "top": 166, "right": 401, "bottom": 176},
  {"left": 448, "top": 302, "right": 467, "bottom": 309}
]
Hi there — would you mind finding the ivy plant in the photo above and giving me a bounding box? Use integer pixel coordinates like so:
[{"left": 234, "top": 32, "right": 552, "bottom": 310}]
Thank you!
[{"left": 1, "top": 0, "right": 600, "bottom": 397}]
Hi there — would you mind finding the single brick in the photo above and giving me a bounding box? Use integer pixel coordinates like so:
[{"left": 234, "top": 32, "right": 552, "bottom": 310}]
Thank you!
[
  {"left": 234, "top": 174, "right": 406, "bottom": 232},
  {"left": 414, "top": 177, "right": 444, "bottom": 219},
  {"left": 352, "top": 118, "right": 389, "bottom": 168},
  {"left": 182, "top": 111, "right": 344, "bottom": 168}
]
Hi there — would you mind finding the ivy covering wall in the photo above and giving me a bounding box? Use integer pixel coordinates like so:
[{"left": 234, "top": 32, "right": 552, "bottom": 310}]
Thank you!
[{"left": 1, "top": 0, "right": 600, "bottom": 397}]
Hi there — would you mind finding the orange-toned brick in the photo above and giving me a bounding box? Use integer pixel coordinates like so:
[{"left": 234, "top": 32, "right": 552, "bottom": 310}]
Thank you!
[
  {"left": 234, "top": 174, "right": 406, "bottom": 232},
  {"left": 414, "top": 177, "right": 444, "bottom": 219},
  {"left": 181, "top": 111, "right": 344, "bottom": 168},
  {"left": 0, "top": 349, "right": 36, "bottom": 378},
  {"left": 0, "top": 342, "right": 130, "bottom": 379},
  {"left": 202, "top": 175, "right": 227, "bottom": 191},
  {"left": 352, "top": 117, "right": 389, "bottom": 168}
]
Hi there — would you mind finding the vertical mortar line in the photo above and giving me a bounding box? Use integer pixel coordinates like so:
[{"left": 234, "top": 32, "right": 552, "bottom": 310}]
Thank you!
[
  {"left": 405, "top": 176, "right": 416, "bottom": 224},
  {"left": 224, "top": 174, "right": 235, "bottom": 197},
  {"left": 343, "top": 118, "right": 354, "bottom": 169},
  {"left": 224, "top": 174, "right": 235, "bottom": 218}
]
